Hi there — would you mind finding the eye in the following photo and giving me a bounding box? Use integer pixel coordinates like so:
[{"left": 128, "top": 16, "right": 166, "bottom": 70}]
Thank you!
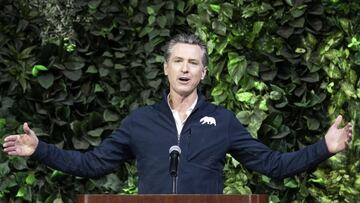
[{"left": 189, "top": 60, "right": 199, "bottom": 65}]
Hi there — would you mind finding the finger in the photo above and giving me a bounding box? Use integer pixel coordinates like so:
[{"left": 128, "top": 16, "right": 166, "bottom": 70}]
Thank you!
[
  {"left": 3, "top": 141, "right": 15, "bottom": 148},
  {"left": 24, "top": 123, "right": 36, "bottom": 137},
  {"left": 4, "top": 135, "right": 21, "bottom": 142},
  {"left": 3, "top": 146, "right": 17, "bottom": 152},
  {"left": 333, "top": 115, "right": 343, "bottom": 129},
  {"left": 8, "top": 151, "right": 20, "bottom": 156},
  {"left": 345, "top": 139, "right": 349, "bottom": 145},
  {"left": 23, "top": 122, "right": 31, "bottom": 135}
]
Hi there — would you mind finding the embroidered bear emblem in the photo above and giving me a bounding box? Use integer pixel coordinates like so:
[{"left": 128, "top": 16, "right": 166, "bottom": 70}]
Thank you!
[{"left": 200, "top": 116, "right": 216, "bottom": 126}]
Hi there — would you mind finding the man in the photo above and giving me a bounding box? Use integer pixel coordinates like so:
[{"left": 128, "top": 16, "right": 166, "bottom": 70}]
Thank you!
[{"left": 2, "top": 33, "right": 352, "bottom": 194}]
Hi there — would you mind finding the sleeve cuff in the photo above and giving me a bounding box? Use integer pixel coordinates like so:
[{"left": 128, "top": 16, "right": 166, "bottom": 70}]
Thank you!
[
  {"left": 30, "top": 140, "right": 48, "bottom": 161},
  {"left": 317, "top": 138, "right": 335, "bottom": 160}
]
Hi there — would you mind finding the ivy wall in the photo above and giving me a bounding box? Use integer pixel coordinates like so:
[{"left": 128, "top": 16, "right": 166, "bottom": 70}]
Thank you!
[{"left": 0, "top": 0, "right": 359, "bottom": 202}]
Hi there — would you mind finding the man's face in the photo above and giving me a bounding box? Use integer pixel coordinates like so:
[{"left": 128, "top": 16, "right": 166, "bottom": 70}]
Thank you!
[{"left": 164, "top": 43, "right": 207, "bottom": 97}]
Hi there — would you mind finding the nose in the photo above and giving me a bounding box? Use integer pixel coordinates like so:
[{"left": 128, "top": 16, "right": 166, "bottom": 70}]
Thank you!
[{"left": 181, "top": 62, "right": 189, "bottom": 73}]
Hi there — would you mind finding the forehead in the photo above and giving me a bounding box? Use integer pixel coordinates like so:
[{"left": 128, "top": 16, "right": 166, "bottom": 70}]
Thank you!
[{"left": 169, "top": 43, "right": 203, "bottom": 61}]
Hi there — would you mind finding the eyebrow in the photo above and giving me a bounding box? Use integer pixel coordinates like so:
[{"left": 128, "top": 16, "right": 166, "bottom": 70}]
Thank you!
[{"left": 172, "top": 57, "right": 200, "bottom": 63}]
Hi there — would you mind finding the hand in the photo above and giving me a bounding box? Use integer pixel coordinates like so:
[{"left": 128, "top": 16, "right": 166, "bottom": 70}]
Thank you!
[
  {"left": 3, "top": 122, "right": 39, "bottom": 156},
  {"left": 325, "top": 115, "right": 352, "bottom": 153}
]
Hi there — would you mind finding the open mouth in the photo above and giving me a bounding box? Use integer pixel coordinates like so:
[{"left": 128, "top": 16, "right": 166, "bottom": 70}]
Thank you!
[{"left": 179, "top": 77, "right": 190, "bottom": 82}]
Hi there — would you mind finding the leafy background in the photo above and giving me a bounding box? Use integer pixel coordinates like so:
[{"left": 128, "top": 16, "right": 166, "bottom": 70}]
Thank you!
[{"left": 0, "top": 0, "right": 359, "bottom": 202}]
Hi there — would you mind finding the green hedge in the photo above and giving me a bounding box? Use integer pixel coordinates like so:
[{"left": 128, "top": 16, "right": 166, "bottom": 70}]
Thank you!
[{"left": 0, "top": 0, "right": 359, "bottom": 202}]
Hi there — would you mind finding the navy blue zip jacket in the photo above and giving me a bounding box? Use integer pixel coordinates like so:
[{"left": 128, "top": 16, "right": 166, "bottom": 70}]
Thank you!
[{"left": 31, "top": 93, "right": 332, "bottom": 194}]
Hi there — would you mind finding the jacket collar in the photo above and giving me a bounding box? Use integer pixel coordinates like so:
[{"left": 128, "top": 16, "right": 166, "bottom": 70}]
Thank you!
[{"left": 155, "top": 89, "right": 206, "bottom": 118}]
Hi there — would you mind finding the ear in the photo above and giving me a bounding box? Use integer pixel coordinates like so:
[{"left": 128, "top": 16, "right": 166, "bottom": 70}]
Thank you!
[
  {"left": 201, "top": 66, "right": 207, "bottom": 80},
  {"left": 163, "top": 63, "right": 168, "bottom": 76}
]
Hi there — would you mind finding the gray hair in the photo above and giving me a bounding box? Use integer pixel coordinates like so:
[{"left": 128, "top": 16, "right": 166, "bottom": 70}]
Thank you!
[{"left": 164, "top": 33, "right": 208, "bottom": 67}]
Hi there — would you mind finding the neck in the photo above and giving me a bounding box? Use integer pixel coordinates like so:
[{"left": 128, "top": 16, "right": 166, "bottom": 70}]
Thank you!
[{"left": 169, "top": 91, "right": 198, "bottom": 112}]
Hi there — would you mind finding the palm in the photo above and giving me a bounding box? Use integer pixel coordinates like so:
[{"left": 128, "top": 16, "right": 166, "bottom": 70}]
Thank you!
[
  {"left": 15, "top": 134, "right": 37, "bottom": 156},
  {"left": 3, "top": 123, "right": 38, "bottom": 156},
  {"left": 325, "top": 115, "right": 352, "bottom": 153}
]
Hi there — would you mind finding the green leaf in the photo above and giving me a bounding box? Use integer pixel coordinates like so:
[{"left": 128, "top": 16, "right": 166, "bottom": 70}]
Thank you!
[
  {"left": 289, "top": 17, "right": 305, "bottom": 28},
  {"left": 99, "top": 67, "right": 110, "bottom": 77},
  {"left": 271, "top": 125, "right": 290, "bottom": 139},
  {"left": 285, "top": 0, "right": 293, "bottom": 6},
  {"left": 88, "top": 0, "right": 102, "bottom": 9},
  {"left": 88, "top": 128, "right": 104, "bottom": 137},
  {"left": 147, "top": 6, "right": 155, "bottom": 15},
  {"left": 277, "top": 26, "right": 294, "bottom": 39},
  {"left": 291, "top": 8, "right": 305, "bottom": 18},
  {"left": 210, "top": 4, "right": 220, "bottom": 13},
  {"left": 11, "top": 157, "right": 28, "bottom": 170},
  {"left": 270, "top": 91, "right": 282, "bottom": 100},
  {"left": 236, "top": 111, "right": 251, "bottom": 125},
  {"left": 308, "top": 17, "right": 323, "bottom": 31},
  {"left": 228, "top": 52, "right": 247, "bottom": 85},
  {"left": 95, "top": 83, "right": 104, "bottom": 92},
  {"left": 308, "top": 4, "right": 324, "bottom": 15},
  {"left": 187, "top": 14, "right": 201, "bottom": 27},
  {"left": 247, "top": 62, "right": 259, "bottom": 77},
  {"left": 339, "top": 18, "right": 350, "bottom": 34},
  {"left": 341, "top": 82, "right": 356, "bottom": 98},
  {"left": 306, "top": 117, "right": 320, "bottom": 130},
  {"left": 32, "top": 65, "right": 48, "bottom": 77},
  {"left": 25, "top": 173, "right": 36, "bottom": 185},
  {"left": 139, "top": 26, "right": 154, "bottom": 37},
  {"left": 284, "top": 178, "right": 299, "bottom": 188},
  {"left": 63, "top": 70, "right": 82, "bottom": 81},
  {"left": 253, "top": 21, "right": 264, "bottom": 35},
  {"left": 53, "top": 196, "right": 64, "bottom": 203},
  {"left": 104, "top": 110, "right": 120, "bottom": 122},
  {"left": 72, "top": 137, "right": 90, "bottom": 149},
  {"left": 216, "top": 37, "right": 229, "bottom": 55},
  {"left": 16, "top": 187, "right": 26, "bottom": 197},
  {"left": 259, "top": 99, "right": 268, "bottom": 111},
  {"left": 236, "top": 92, "right": 253, "bottom": 103},
  {"left": 295, "top": 48, "right": 306, "bottom": 54},
  {"left": 102, "top": 59, "right": 113, "bottom": 68},
  {"left": 157, "top": 15, "right": 167, "bottom": 28},
  {"left": 103, "top": 173, "right": 122, "bottom": 191},
  {"left": 301, "top": 72, "right": 319, "bottom": 83},
  {"left": 148, "top": 79, "right": 162, "bottom": 89},
  {"left": 64, "top": 61, "right": 85, "bottom": 70},
  {"left": 38, "top": 73, "right": 54, "bottom": 89},
  {"left": 212, "top": 20, "right": 227, "bottom": 36},
  {"left": 86, "top": 65, "right": 98, "bottom": 73},
  {"left": 176, "top": 1, "right": 185, "bottom": 13},
  {"left": 0, "top": 118, "right": 6, "bottom": 129},
  {"left": 221, "top": 3, "right": 234, "bottom": 19},
  {"left": 148, "top": 16, "right": 156, "bottom": 25},
  {"left": 325, "top": 63, "right": 341, "bottom": 79},
  {"left": 51, "top": 170, "right": 63, "bottom": 179},
  {"left": 0, "top": 161, "right": 10, "bottom": 177},
  {"left": 270, "top": 195, "right": 280, "bottom": 203}
]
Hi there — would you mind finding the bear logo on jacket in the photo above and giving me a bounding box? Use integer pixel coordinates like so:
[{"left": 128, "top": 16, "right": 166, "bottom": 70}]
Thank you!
[{"left": 200, "top": 116, "right": 216, "bottom": 126}]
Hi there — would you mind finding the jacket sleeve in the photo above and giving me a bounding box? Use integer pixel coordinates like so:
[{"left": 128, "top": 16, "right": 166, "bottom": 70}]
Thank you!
[
  {"left": 30, "top": 116, "right": 134, "bottom": 178},
  {"left": 228, "top": 113, "right": 333, "bottom": 179}
]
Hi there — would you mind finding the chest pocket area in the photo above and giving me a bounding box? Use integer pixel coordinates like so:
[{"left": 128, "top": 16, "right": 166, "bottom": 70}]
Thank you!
[{"left": 186, "top": 125, "right": 227, "bottom": 171}]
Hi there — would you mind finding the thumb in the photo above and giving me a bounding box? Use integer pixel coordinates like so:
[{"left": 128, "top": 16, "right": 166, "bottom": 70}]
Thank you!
[
  {"left": 23, "top": 122, "right": 35, "bottom": 136},
  {"left": 332, "top": 115, "right": 343, "bottom": 129}
]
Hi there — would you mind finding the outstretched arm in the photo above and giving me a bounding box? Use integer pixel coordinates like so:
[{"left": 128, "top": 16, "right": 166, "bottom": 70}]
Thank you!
[
  {"left": 229, "top": 114, "right": 352, "bottom": 180},
  {"left": 3, "top": 122, "right": 39, "bottom": 156},
  {"left": 3, "top": 119, "right": 134, "bottom": 178}
]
